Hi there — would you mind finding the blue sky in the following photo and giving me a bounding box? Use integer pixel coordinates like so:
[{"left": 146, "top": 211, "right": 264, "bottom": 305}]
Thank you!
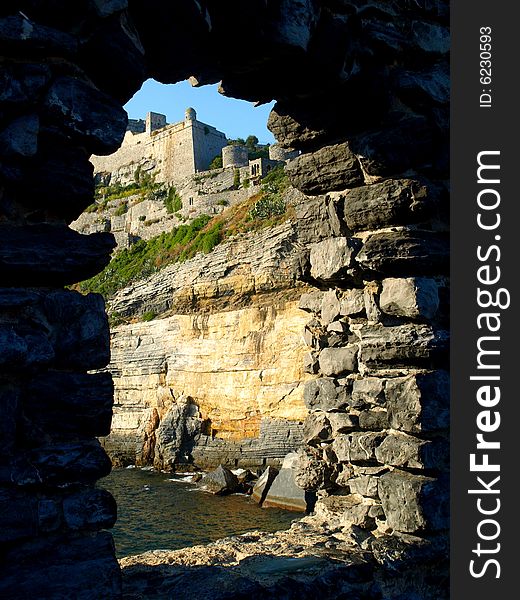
[{"left": 124, "top": 79, "right": 276, "bottom": 144}]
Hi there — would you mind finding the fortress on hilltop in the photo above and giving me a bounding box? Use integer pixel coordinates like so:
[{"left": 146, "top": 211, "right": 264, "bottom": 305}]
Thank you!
[
  {"left": 77, "top": 109, "right": 299, "bottom": 250},
  {"left": 91, "top": 107, "right": 298, "bottom": 187},
  {"left": 90, "top": 107, "right": 229, "bottom": 184}
]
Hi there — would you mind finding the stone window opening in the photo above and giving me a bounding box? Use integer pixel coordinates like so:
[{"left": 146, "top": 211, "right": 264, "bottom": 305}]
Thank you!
[{"left": 0, "top": 3, "right": 449, "bottom": 598}]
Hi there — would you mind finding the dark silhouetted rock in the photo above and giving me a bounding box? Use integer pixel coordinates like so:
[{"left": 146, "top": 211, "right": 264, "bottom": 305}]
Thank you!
[
  {"left": 198, "top": 465, "right": 239, "bottom": 495},
  {"left": 0, "top": 225, "right": 115, "bottom": 287},
  {"left": 286, "top": 142, "right": 363, "bottom": 194},
  {"left": 21, "top": 372, "right": 114, "bottom": 439},
  {"left": 43, "top": 76, "right": 127, "bottom": 155},
  {"left": 356, "top": 230, "right": 449, "bottom": 276}
]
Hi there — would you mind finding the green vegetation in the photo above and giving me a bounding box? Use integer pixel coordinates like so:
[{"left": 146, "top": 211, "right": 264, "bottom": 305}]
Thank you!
[
  {"left": 141, "top": 311, "right": 157, "bottom": 322},
  {"left": 245, "top": 135, "right": 259, "bottom": 149},
  {"left": 209, "top": 155, "right": 223, "bottom": 170},
  {"left": 114, "top": 202, "right": 128, "bottom": 216},
  {"left": 87, "top": 168, "right": 161, "bottom": 213},
  {"left": 249, "top": 165, "right": 289, "bottom": 221},
  {"left": 163, "top": 186, "right": 182, "bottom": 213},
  {"left": 77, "top": 167, "right": 292, "bottom": 302},
  {"left": 227, "top": 135, "right": 269, "bottom": 160},
  {"left": 233, "top": 168, "right": 240, "bottom": 188},
  {"left": 78, "top": 214, "right": 220, "bottom": 298}
]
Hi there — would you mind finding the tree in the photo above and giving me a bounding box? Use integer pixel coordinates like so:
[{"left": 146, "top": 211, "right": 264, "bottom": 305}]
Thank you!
[
  {"left": 245, "top": 135, "right": 259, "bottom": 149},
  {"left": 209, "top": 155, "right": 223, "bottom": 170}
]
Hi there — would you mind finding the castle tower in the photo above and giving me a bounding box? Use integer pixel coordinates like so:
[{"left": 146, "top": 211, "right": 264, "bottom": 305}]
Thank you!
[
  {"left": 185, "top": 107, "right": 197, "bottom": 122},
  {"left": 145, "top": 111, "right": 167, "bottom": 134},
  {"left": 222, "top": 145, "right": 249, "bottom": 168}
]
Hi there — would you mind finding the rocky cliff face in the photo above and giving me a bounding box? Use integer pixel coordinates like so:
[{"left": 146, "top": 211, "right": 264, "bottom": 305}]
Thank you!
[
  {"left": 101, "top": 201, "right": 335, "bottom": 469},
  {"left": 105, "top": 295, "right": 310, "bottom": 469}
]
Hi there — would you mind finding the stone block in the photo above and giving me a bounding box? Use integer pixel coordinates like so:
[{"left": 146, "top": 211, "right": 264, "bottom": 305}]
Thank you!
[
  {"left": 310, "top": 237, "right": 359, "bottom": 282},
  {"left": 333, "top": 432, "right": 386, "bottom": 463},
  {"left": 375, "top": 433, "right": 447, "bottom": 470},
  {"left": 303, "top": 377, "right": 350, "bottom": 411},
  {"left": 0, "top": 224, "right": 115, "bottom": 287},
  {"left": 44, "top": 76, "right": 127, "bottom": 155},
  {"left": 363, "top": 284, "right": 381, "bottom": 324},
  {"left": 63, "top": 488, "right": 117, "bottom": 531},
  {"left": 294, "top": 447, "right": 335, "bottom": 491},
  {"left": 378, "top": 471, "right": 449, "bottom": 533},
  {"left": 319, "top": 345, "right": 358, "bottom": 376},
  {"left": 20, "top": 135, "right": 96, "bottom": 223},
  {"left": 21, "top": 372, "right": 114, "bottom": 440},
  {"left": 303, "top": 411, "right": 332, "bottom": 445},
  {"left": 358, "top": 409, "right": 389, "bottom": 430},
  {"left": 9, "top": 441, "right": 112, "bottom": 486},
  {"left": 356, "top": 323, "right": 447, "bottom": 366},
  {"left": 356, "top": 230, "right": 449, "bottom": 277},
  {"left": 327, "top": 412, "right": 358, "bottom": 434},
  {"left": 43, "top": 290, "right": 110, "bottom": 370},
  {"left": 262, "top": 452, "right": 307, "bottom": 511},
  {"left": 252, "top": 466, "right": 279, "bottom": 505},
  {"left": 315, "top": 494, "right": 375, "bottom": 529},
  {"left": 0, "top": 531, "right": 122, "bottom": 599},
  {"left": 285, "top": 142, "right": 363, "bottom": 194},
  {"left": 0, "top": 14, "right": 77, "bottom": 56},
  {"left": 347, "top": 476, "right": 379, "bottom": 498},
  {"left": 298, "top": 290, "right": 324, "bottom": 314},
  {"left": 385, "top": 371, "right": 449, "bottom": 433},
  {"left": 0, "top": 325, "right": 54, "bottom": 371},
  {"left": 0, "top": 114, "right": 39, "bottom": 158},
  {"left": 320, "top": 289, "right": 341, "bottom": 324},
  {"left": 342, "top": 178, "right": 441, "bottom": 232},
  {"left": 350, "top": 114, "right": 434, "bottom": 177},
  {"left": 303, "top": 351, "right": 319, "bottom": 374},
  {"left": 380, "top": 277, "right": 439, "bottom": 319},
  {"left": 352, "top": 377, "right": 385, "bottom": 408},
  {"left": 0, "top": 489, "right": 38, "bottom": 543},
  {"left": 339, "top": 289, "right": 365, "bottom": 316}
]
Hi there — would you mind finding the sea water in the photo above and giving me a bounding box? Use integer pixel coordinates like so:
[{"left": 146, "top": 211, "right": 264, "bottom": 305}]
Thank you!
[{"left": 99, "top": 468, "right": 297, "bottom": 558}]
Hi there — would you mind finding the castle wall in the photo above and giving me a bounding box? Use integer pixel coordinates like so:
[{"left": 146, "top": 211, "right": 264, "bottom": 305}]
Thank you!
[
  {"left": 191, "top": 121, "right": 227, "bottom": 172},
  {"left": 91, "top": 119, "right": 227, "bottom": 185}
]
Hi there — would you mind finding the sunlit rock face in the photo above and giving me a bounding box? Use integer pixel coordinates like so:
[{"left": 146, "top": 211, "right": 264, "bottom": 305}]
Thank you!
[{"left": 105, "top": 298, "right": 311, "bottom": 469}]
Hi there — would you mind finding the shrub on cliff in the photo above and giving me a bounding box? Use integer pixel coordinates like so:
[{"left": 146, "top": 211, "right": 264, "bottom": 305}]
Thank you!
[
  {"left": 164, "top": 186, "right": 182, "bottom": 213},
  {"left": 209, "top": 155, "right": 223, "bottom": 170},
  {"left": 78, "top": 215, "right": 219, "bottom": 298}
]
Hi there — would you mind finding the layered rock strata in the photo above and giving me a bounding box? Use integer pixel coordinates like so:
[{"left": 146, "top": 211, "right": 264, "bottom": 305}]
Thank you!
[{"left": 0, "top": 1, "right": 448, "bottom": 598}]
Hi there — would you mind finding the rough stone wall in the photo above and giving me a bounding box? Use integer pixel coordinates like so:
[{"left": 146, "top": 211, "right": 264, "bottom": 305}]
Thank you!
[
  {"left": 191, "top": 119, "right": 228, "bottom": 172},
  {"left": 0, "top": 1, "right": 448, "bottom": 598}
]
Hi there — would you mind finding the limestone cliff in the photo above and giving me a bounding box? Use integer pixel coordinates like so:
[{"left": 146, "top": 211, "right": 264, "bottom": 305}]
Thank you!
[{"left": 101, "top": 204, "right": 327, "bottom": 469}]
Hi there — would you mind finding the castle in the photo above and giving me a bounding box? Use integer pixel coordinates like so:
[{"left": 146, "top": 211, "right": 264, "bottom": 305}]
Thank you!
[{"left": 90, "top": 107, "right": 297, "bottom": 188}]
